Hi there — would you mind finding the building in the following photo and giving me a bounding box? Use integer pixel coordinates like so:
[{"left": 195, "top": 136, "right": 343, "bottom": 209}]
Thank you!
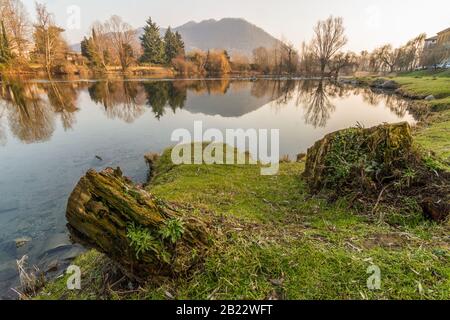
[
  {"left": 65, "top": 51, "right": 85, "bottom": 66},
  {"left": 423, "top": 27, "right": 450, "bottom": 67},
  {"left": 424, "top": 36, "right": 438, "bottom": 49},
  {"left": 436, "top": 28, "right": 450, "bottom": 48}
]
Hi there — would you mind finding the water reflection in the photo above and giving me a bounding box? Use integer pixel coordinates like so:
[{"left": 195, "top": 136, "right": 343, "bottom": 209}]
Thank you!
[
  {"left": 1, "top": 79, "right": 54, "bottom": 143},
  {"left": 0, "top": 77, "right": 415, "bottom": 145},
  {"left": 89, "top": 81, "right": 147, "bottom": 123},
  {"left": 355, "top": 86, "right": 410, "bottom": 118}
]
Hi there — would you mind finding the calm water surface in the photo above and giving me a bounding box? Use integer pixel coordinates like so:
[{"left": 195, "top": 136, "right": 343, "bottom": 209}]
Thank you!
[{"left": 0, "top": 78, "right": 416, "bottom": 298}]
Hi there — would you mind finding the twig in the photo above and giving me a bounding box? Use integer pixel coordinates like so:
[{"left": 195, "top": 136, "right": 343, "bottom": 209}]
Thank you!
[{"left": 371, "top": 183, "right": 393, "bottom": 215}]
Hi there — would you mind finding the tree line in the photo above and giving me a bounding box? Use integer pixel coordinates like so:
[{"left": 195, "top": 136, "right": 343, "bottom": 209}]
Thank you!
[{"left": 0, "top": 0, "right": 448, "bottom": 77}]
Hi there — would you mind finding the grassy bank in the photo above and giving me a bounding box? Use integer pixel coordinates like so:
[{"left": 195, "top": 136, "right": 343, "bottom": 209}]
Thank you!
[
  {"left": 394, "top": 70, "right": 450, "bottom": 111},
  {"left": 36, "top": 146, "right": 449, "bottom": 300},
  {"left": 393, "top": 71, "right": 450, "bottom": 168},
  {"left": 33, "top": 70, "right": 450, "bottom": 300},
  {"left": 354, "top": 70, "right": 450, "bottom": 167}
]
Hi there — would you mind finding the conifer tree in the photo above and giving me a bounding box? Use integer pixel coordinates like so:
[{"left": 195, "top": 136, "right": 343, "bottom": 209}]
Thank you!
[
  {"left": 140, "top": 17, "right": 164, "bottom": 64},
  {"left": 174, "top": 31, "right": 185, "bottom": 57},
  {"left": 164, "top": 27, "right": 178, "bottom": 64},
  {"left": 81, "top": 33, "right": 103, "bottom": 69}
]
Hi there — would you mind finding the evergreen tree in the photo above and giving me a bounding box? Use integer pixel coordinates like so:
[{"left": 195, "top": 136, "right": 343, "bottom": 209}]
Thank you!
[
  {"left": 80, "top": 36, "right": 90, "bottom": 58},
  {"left": 0, "top": 20, "right": 12, "bottom": 64},
  {"left": 81, "top": 29, "right": 105, "bottom": 69},
  {"left": 164, "top": 27, "right": 178, "bottom": 64},
  {"left": 174, "top": 31, "right": 185, "bottom": 57},
  {"left": 140, "top": 17, "right": 164, "bottom": 64}
]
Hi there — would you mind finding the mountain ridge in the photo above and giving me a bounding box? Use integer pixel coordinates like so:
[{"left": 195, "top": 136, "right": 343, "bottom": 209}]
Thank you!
[
  {"left": 72, "top": 18, "right": 282, "bottom": 57},
  {"left": 156, "top": 18, "right": 282, "bottom": 56}
]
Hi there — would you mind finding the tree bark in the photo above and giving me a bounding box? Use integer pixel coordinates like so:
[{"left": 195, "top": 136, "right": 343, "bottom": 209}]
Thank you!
[{"left": 66, "top": 167, "right": 211, "bottom": 281}]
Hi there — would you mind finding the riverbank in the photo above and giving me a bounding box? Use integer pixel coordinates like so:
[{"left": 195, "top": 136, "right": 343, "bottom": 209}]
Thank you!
[
  {"left": 28, "top": 72, "right": 449, "bottom": 300},
  {"left": 352, "top": 70, "right": 450, "bottom": 111},
  {"left": 348, "top": 70, "right": 450, "bottom": 168},
  {"left": 36, "top": 147, "right": 449, "bottom": 300},
  {"left": 0, "top": 64, "right": 271, "bottom": 80}
]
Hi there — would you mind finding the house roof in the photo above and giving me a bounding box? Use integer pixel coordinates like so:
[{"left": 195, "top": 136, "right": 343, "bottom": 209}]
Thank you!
[{"left": 437, "top": 27, "right": 450, "bottom": 35}]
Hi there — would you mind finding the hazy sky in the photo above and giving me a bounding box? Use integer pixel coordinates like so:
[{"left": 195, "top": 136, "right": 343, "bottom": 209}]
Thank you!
[{"left": 22, "top": 0, "right": 450, "bottom": 52}]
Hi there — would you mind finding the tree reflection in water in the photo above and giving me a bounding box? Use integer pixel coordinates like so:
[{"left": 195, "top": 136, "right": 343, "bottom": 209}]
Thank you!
[
  {"left": 354, "top": 86, "right": 409, "bottom": 117},
  {"left": 0, "top": 103, "right": 7, "bottom": 146},
  {"left": 89, "top": 81, "right": 147, "bottom": 123},
  {"left": 295, "top": 80, "right": 336, "bottom": 128},
  {"left": 1, "top": 79, "right": 54, "bottom": 143},
  {"left": 0, "top": 77, "right": 414, "bottom": 145},
  {"left": 42, "top": 81, "right": 80, "bottom": 130},
  {"left": 295, "top": 80, "right": 410, "bottom": 128}
]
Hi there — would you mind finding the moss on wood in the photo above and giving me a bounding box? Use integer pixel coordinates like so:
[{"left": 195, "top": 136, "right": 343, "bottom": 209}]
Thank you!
[{"left": 66, "top": 167, "right": 211, "bottom": 281}]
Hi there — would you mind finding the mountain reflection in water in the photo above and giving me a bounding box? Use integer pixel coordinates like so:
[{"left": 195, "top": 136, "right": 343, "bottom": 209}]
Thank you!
[{"left": 0, "top": 78, "right": 414, "bottom": 145}]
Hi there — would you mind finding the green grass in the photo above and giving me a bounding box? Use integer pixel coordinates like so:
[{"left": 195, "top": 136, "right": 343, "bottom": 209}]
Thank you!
[
  {"left": 36, "top": 146, "right": 450, "bottom": 300},
  {"left": 356, "top": 70, "right": 450, "bottom": 106},
  {"left": 393, "top": 76, "right": 450, "bottom": 100},
  {"left": 414, "top": 110, "right": 450, "bottom": 168},
  {"left": 394, "top": 70, "right": 450, "bottom": 111},
  {"left": 355, "top": 70, "right": 450, "bottom": 170},
  {"left": 396, "top": 69, "right": 450, "bottom": 78}
]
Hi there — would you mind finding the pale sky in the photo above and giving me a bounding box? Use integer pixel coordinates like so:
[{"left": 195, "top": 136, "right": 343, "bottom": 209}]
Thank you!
[{"left": 22, "top": 0, "right": 450, "bottom": 52}]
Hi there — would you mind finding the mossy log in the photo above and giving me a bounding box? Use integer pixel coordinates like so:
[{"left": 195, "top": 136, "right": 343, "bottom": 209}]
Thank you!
[{"left": 66, "top": 167, "right": 211, "bottom": 281}]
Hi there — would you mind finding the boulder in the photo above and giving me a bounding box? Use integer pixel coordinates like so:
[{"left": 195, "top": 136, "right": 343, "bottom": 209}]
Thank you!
[
  {"left": 370, "top": 78, "right": 386, "bottom": 88},
  {"left": 425, "top": 95, "right": 435, "bottom": 101},
  {"left": 296, "top": 153, "right": 307, "bottom": 162},
  {"left": 381, "top": 80, "right": 399, "bottom": 89}
]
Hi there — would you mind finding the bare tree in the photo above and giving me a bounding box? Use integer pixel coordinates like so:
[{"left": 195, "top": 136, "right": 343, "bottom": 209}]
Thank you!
[
  {"left": 357, "top": 50, "right": 370, "bottom": 72},
  {"left": 311, "top": 16, "right": 348, "bottom": 75},
  {"left": 91, "top": 21, "right": 111, "bottom": 68},
  {"left": 104, "top": 15, "right": 138, "bottom": 71},
  {"left": 280, "top": 39, "right": 299, "bottom": 74},
  {"left": 0, "top": 0, "right": 31, "bottom": 58},
  {"left": 377, "top": 44, "right": 401, "bottom": 73},
  {"left": 329, "top": 51, "right": 358, "bottom": 78},
  {"left": 252, "top": 47, "right": 271, "bottom": 73},
  {"left": 33, "top": 3, "right": 68, "bottom": 75},
  {"left": 299, "top": 41, "right": 317, "bottom": 75}
]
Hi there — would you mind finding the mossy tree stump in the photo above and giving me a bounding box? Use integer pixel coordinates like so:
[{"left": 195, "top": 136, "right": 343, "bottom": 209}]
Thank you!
[
  {"left": 304, "top": 122, "right": 413, "bottom": 193},
  {"left": 303, "top": 122, "right": 449, "bottom": 222},
  {"left": 66, "top": 167, "right": 211, "bottom": 281}
]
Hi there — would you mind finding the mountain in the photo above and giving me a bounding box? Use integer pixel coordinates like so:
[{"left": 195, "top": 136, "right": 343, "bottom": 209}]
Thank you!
[
  {"left": 147, "top": 18, "right": 282, "bottom": 56},
  {"left": 72, "top": 18, "right": 282, "bottom": 57}
]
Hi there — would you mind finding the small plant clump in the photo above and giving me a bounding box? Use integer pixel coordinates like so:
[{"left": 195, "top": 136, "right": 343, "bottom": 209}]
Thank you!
[
  {"left": 126, "top": 218, "right": 185, "bottom": 262},
  {"left": 159, "top": 218, "right": 185, "bottom": 244},
  {"left": 126, "top": 222, "right": 159, "bottom": 259}
]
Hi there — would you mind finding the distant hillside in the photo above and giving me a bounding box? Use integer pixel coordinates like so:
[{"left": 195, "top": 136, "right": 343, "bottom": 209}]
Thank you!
[
  {"left": 150, "top": 18, "right": 282, "bottom": 56},
  {"left": 72, "top": 18, "right": 282, "bottom": 57}
]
